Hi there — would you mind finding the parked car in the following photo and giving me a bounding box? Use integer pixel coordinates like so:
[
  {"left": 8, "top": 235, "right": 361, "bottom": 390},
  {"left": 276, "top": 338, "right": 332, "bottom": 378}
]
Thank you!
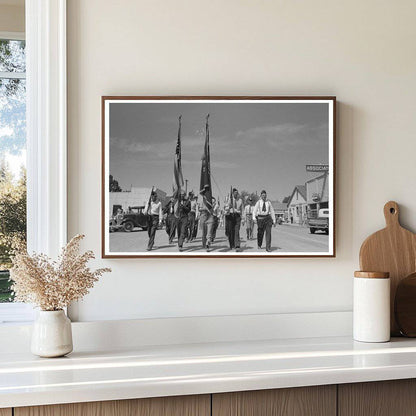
[
  {"left": 109, "top": 206, "right": 148, "bottom": 232},
  {"left": 0, "top": 270, "right": 13, "bottom": 303},
  {"left": 307, "top": 208, "right": 329, "bottom": 234}
]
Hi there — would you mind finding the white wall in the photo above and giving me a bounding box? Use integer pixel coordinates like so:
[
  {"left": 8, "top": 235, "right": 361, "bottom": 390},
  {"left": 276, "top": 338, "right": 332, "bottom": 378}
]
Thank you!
[
  {"left": 67, "top": 0, "right": 416, "bottom": 322},
  {"left": 0, "top": 3, "right": 25, "bottom": 33}
]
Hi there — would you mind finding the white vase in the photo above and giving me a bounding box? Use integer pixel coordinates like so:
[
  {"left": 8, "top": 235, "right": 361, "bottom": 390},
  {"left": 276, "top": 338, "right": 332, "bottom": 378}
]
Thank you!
[{"left": 31, "top": 310, "right": 73, "bottom": 357}]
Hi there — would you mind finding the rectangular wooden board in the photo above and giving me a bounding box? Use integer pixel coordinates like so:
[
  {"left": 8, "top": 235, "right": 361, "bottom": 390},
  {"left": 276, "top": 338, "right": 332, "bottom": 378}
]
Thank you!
[
  {"left": 212, "top": 386, "right": 336, "bottom": 416},
  {"left": 15, "top": 395, "right": 210, "bottom": 416},
  {"left": 339, "top": 379, "right": 416, "bottom": 416}
]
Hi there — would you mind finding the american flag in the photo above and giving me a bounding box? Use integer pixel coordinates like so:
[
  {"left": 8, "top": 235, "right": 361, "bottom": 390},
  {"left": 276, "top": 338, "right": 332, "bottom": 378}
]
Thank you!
[
  {"left": 200, "top": 114, "right": 212, "bottom": 211},
  {"left": 172, "top": 115, "right": 184, "bottom": 200}
]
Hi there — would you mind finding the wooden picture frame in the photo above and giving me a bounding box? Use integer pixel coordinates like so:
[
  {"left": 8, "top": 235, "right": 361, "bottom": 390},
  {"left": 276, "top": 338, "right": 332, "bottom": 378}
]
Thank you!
[{"left": 102, "top": 96, "right": 336, "bottom": 258}]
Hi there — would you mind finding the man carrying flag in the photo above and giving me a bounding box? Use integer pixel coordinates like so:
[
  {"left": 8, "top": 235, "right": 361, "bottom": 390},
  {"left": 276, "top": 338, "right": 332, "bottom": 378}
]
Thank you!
[
  {"left": 172, "top": 115, "right": 185, "bottom": 215},
  {"left": 199, "top": 114, "right": 215, "bottom": 250},
  {"left": 176, "top": 189, "right": 191, "bottom": 251}
]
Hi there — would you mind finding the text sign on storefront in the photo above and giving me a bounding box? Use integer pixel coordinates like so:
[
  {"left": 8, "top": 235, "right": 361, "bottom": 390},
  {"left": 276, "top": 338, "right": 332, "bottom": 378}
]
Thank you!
[{"left": 306, "top": 164, "right": 329, "bottom": 172}]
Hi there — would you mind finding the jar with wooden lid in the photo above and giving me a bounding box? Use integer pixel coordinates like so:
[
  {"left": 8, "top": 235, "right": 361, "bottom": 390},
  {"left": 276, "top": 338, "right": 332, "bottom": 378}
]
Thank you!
[{"left": 353, "top": 271, "right": 390, "bottom": 342}]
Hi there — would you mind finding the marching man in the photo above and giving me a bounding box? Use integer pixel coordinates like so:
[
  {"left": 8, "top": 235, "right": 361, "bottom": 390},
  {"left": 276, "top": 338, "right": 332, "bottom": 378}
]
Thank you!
[
  {"left": 253, "top": 190, "right": 276, "bottom": 252},
  {"left": 244, "top": 197, "right": 254, "bottom": 240},
  {"left": 144, "top": 191, "right": 163, "bottom": 251},
  {"left": 225, "top": 188, "right": 243, "bottom": 250},
  {"left": 163, "top": 197, "right": 177, "bottom": 244},
  {"left": 176, "top": 189, "right": 191, "bottom": 251}
]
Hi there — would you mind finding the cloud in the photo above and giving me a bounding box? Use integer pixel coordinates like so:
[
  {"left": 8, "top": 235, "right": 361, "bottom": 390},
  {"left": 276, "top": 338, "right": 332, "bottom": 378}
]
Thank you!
[
  {"left": 235, "top": 123, "right": 328, "bottom": 150},
  {"left": 111, "top": 134, "right": 229, "bottom": 163},
  {"left": 111, "top": 137, "right": 151, "bottom": 153},
  {"left": 0, "top": 126, "right": 13, "bottom": 137},
  {"left": 110, "top": 122, "right": 328, "bottom": 168}
]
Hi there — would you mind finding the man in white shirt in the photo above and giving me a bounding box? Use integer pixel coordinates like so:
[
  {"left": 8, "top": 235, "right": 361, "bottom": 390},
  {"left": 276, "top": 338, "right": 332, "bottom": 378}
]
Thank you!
[
  {"left": 225, "top": 188, "right": 243, "bottom": 250},
  {"left": 199, "top": 185, "right": 214, "bottom": 250},
  {"left": 244, "top": 198, "right": 254, "bottom": 240},
  {"left": 186, "top": 193, "right": 198, "bottom": 243},
  {"left": 144, "top": 191, "right": 163, "bottom": 251},
  {"left": 253, "top": 190, "right": 276, "bottom": 252}
]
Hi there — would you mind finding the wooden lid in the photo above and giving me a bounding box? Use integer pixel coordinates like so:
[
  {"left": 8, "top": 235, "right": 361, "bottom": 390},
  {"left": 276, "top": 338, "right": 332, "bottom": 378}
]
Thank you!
[{"left": 354, "top": 271, "right": 390, "bottom": 279}]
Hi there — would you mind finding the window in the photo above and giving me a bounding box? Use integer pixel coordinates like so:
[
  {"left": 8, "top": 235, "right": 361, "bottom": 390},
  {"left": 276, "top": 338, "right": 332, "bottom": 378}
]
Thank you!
[
  {"left": 0, "top": 37, "right": 27, "bottom": 307},
  {"left": 0, "top": 2, "right": 67, "bottom": 323},
  {"left": 0, "top": 34, "right": 34, "bottom": 322}
]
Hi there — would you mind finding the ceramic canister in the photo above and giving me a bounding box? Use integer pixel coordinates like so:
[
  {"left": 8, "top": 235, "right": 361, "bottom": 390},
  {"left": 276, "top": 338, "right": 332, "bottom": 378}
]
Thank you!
[{"left": 353, "top": 271, "right": 390, "bottom": 343}]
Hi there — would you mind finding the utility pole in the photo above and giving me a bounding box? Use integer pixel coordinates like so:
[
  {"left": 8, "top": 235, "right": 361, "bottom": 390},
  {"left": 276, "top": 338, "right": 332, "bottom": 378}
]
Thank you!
[{"left": 185, "top": 179, "right": 188, "bottom": 194}]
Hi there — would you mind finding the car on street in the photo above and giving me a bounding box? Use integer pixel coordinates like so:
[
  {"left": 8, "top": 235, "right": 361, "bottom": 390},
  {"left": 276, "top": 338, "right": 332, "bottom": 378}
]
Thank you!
[
  {"left": 307, "top": 208, "right": 329, "bottom": 234},
  {"left": 109, "top": 206, "right": 148, "bottom": 232}
]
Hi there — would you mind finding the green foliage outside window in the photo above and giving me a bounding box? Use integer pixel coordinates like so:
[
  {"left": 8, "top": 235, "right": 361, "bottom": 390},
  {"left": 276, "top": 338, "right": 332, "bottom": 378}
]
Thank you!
[{"left": 0, "top": 39, "right": 27, "bottom": 302}]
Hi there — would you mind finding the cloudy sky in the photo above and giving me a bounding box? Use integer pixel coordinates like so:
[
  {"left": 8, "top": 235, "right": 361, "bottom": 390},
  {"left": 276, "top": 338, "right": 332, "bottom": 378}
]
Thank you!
[{"left": 109, "top": 101, "right": 330, "bottom": 202}]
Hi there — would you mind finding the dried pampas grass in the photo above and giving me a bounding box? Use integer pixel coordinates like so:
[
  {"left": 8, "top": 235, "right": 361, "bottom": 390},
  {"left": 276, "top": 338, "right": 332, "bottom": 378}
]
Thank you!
[{"left": 10, "top": 234, "right": 111, "bottom": 311}]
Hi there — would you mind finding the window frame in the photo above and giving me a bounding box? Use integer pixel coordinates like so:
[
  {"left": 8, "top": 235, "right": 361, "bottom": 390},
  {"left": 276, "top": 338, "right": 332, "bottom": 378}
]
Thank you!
[
  {"left": 0, "top": 33, "right": 30, "bottom": 319},
  {"left": 0, "top": 0, "right": 67, "bottom": 323}
]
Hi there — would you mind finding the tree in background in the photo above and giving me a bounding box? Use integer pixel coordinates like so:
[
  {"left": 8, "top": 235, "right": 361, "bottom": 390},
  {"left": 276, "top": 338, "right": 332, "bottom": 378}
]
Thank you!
[
  {"left": 0, "top": 161, "right": 26, "bottom": 269},
  {"left": 109, "top": 174, "right": 122, "bottom": 192},
  {"left": 0, "top": 161, "right": 26, "bottom": 302},
  {"left": 240, "top": 190, "right": 259, "bottom": 205}
]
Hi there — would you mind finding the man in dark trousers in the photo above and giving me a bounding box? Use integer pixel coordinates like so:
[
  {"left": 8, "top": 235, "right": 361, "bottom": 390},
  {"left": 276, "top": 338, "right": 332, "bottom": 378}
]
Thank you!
[
  {"left": 177, "top": 190, "right": 191, "bottom": 251},
  {"left": 225, "top": 188, "right": 243, "bottom": 250},
  {"left": 253, "top": 190, "right": 276, "bottom": 252},
  {"left": 186, "top": 192, "right": 197, "bottom": 243},
  {"left": 211, "top": 197, "right": 220, "bottom": 242},
  {"left": 163, "top": 197, "right": 177, "bottom": 244},
  {"left": 199, "top": 185, "right": 214, "bottom": 250},
  {"left": 144, "top": 191, "right": 163, "bottom": 251}
]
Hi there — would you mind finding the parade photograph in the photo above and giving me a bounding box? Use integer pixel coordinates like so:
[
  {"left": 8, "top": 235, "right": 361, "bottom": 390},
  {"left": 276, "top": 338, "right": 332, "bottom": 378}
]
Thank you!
[{"left": 102, "top": 97, "right": 335, "bottom": 257}]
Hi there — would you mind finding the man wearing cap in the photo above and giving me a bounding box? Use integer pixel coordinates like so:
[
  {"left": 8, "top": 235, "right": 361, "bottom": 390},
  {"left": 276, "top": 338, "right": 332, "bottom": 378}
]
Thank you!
[
  {"left": 176, "top": 190, "right": 191, "bottom": 251},
  {"left": 244, "top": 197, "right": 255, "bottom": 240},
  {"left": 199, "top": 184, "right": 214, "bottom": 250},
  {"left": 225, "top": 188, "right": 244, "bottom": 250},
  {"left": 144, "top": 191, "right": 163, "bottom": 251},
  {"left": 253, "top": 189, "right": 276, "bottom": 252}
]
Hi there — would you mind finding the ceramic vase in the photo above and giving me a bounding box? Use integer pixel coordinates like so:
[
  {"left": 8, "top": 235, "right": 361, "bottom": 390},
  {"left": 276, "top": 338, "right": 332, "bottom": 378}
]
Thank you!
[{"left": 31, "top": 310, "right": 73, "bottom": 357}]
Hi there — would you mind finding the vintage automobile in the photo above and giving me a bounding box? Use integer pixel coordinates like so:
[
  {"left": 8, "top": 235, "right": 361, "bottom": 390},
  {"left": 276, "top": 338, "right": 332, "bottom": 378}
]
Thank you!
[
  {"left": 307, "top": 208, "right": 329, "bottom": 235},
  {"left": 109, "top": 206, "right": 148, "bottom": 232}
]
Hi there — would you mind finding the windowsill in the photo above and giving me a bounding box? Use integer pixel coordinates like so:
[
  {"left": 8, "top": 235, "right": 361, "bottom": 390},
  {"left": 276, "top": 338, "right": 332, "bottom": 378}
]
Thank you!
[
  {"left": 1, "top": 335, "right": 416, "bottom": 408},
  {"left": 0, "top": 303, "right": 35, "bottom": 324}
]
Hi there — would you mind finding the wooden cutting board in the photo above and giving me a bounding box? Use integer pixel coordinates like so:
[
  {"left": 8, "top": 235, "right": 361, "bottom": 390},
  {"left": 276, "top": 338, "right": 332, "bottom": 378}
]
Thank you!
[
  {"left": 359, "top": 201, "right": 416, "bottom": 335},
  {"left": 395, "top": 272, "right": 416, "bottom": 337}
]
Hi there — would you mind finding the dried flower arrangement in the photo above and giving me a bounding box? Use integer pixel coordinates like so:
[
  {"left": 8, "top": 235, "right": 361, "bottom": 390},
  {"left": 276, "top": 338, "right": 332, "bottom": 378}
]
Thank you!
[{"left": 10, "top": 235, "right": 111, "bottom": 311}]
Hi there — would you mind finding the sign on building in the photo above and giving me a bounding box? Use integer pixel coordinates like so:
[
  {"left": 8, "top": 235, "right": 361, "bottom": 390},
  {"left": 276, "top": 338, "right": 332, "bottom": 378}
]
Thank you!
[{"left": 306, "top": 164, "right": 329, "bottom": 172}]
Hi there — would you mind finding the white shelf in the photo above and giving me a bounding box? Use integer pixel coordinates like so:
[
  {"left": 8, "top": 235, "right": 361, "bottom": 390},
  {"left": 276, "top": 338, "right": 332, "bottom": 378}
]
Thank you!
[{"left": 1, "top": 336, "right": 416, "bottom": 408}]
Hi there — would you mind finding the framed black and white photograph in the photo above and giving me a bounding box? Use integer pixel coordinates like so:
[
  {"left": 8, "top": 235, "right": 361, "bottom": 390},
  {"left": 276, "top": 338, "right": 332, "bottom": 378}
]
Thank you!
[{"left": 102, "top": 96, "right": 336, "bottom": 258}]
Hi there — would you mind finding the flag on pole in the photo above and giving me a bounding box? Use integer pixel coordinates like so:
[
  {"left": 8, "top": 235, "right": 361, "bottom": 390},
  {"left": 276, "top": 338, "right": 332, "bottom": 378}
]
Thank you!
[
  {"left": 200, "top": 114, "right": 213, "bottom": 211},
  {"left": 173, "top": 115, "right": 184, "bottom": 199}
]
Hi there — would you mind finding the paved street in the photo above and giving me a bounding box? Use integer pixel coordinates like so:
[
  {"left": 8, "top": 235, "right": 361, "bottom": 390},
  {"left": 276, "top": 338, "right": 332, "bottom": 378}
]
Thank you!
[{"left": 109, "top": 223, "right": 329, "bottom": 254}]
